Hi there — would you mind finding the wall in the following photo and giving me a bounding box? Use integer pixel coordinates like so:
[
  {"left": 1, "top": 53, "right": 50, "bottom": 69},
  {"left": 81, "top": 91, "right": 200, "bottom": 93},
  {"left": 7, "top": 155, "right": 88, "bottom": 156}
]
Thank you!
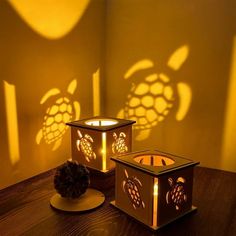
[
  {"left": 105, "top": 0, "right": 236, "bottom": 172},
  {"left": 0, "top": 0, "right": 235, "bottom": 190},
  {"left": 0, "top": 0, "right": 106, "bottom": 189}
]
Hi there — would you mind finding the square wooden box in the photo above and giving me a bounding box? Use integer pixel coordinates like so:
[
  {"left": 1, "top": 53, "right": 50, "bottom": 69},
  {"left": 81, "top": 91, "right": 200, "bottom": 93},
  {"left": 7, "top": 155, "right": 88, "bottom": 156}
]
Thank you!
[
  {"left": 67, "top": 117, "right": 135, "bottom": 172},
  {"left": 111, "top": 150, "right": 199, "bottom": 230}
]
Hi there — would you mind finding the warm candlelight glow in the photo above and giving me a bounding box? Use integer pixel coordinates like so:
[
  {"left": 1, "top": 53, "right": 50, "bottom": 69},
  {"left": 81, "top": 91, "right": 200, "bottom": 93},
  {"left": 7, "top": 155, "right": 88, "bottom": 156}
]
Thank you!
[
  {"left": 134, "top": 154, "right": 175, "bottom": 166},
  {"left": 3, "top": 81, "right": 20, "bottom": 165},
  {"left": 153, "top": 178, "right": 158, "bottom": 228},
  {"left": 67, "top": 117, "right": 135, "bottom": 172},
  {"left": 85, "top": 119, "right": 118, "bottom": 127},
  {"left": 93, "top": 69, "right": 101, "bottom": 116},
  {"left": 102, "top": 132, "right": 107, "bottom": 172},
  {"left": 111, "top": 150, "right": 199, "bottom": 229}
]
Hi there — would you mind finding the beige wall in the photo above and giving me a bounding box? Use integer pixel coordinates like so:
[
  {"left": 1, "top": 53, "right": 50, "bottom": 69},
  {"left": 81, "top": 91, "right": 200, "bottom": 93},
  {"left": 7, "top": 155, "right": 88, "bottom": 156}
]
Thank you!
[
  {"left": 105, "top": 0, "right": 236, "bottom": 172},
  {"left": 0, "top": 0, "right": 106, "bottom": 189},
  {"left": 0, "top": 0, "right": 235, "bottom": 190}
]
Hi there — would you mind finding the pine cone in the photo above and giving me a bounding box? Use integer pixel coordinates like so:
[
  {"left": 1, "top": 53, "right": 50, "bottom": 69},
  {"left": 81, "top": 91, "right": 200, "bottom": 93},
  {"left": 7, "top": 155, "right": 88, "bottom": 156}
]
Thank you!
[{"left": 54, "top": 160, "right": 90, "bottom": 199}]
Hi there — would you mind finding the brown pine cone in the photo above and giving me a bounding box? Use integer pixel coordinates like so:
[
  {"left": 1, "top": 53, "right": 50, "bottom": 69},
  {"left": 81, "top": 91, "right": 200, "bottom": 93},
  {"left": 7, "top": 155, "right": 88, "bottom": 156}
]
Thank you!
[{"left": 54, "top": 160, "right": 90, "bottom": 199}]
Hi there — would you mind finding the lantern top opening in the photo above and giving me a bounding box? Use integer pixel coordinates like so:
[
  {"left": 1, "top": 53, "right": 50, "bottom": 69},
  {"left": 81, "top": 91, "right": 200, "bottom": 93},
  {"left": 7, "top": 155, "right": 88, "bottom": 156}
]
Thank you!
[
  {"left": 133, "top": 154, "right": 175, "bottom": 166},
  {"left": 67, "top": 116, "right": 136, "bottom": 131},
  {"left": 85, "top": 118, "right": 118, "bottom": 127},
  {"left": 111, "top": 150, "right": 199, "bottom": 176}
]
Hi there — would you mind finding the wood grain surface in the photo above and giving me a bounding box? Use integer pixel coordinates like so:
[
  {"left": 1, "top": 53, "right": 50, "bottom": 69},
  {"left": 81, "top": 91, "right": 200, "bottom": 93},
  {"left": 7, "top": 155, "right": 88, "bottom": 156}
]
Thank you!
[{"left": 0, "top": 167, "right": 235, "bottom": 236}]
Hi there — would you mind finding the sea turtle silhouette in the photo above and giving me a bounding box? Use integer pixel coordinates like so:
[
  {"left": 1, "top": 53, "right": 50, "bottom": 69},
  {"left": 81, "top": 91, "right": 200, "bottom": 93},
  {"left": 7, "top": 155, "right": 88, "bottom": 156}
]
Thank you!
[
  {"left": 122, "top": 169, "right": 145, "bottom": 209},
  {"left": 166, "top": 177, "right": 187, "bottom": 210},
  {"left": 112, "top": 132, "right": 128, "bottom": 154},
  {"left": 117, "top": 45, "right": 192, "bottom": 141},
  {"left": 76, "top": 130, "right": 96, "bottom": 162},
  {"left": 36, "top": 79, "right": 80, "bottom": 151}
]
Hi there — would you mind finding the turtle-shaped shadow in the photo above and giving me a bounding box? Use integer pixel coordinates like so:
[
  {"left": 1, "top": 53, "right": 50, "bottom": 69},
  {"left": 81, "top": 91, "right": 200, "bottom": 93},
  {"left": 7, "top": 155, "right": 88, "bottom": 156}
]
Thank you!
[
  {"left": 36, "top": 79, "right": 80, "bottom": 151},
  {"left": 117, "top": 45, "right": 192, "bottom": 141},
  {"left": 112, "top": 132, "right": 128, "bottom": 154},
  {"left": 166, "top": 177, "right": 187, "bottom": 210},
  {"left": 122, "top": 169, "right": 145, "bottom": 209},
  {"left": 76, "top": 130, "right": 96, "bottom": 162}
]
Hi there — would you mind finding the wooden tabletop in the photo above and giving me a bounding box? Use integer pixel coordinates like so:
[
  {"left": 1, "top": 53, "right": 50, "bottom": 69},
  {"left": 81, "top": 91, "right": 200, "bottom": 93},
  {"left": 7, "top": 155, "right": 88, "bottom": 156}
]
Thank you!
[{"left": 0, "top": 166, "right": 235, "bottom": 236}]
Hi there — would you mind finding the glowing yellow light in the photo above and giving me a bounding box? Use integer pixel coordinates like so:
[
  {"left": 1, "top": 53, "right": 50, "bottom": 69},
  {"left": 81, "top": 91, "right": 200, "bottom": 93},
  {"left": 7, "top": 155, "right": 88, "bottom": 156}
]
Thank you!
[
  {"left": 93, "top": 69, "right": 101, "bottom": 116},
  {"left": 122, "top": 169, "right": 145, "bottom": 209},
  {"left": 112, "top": 132, "right": 128, "bottom": 154},
  {"left": 154, "top": 97, "right": 167, "bottom": 113},
  {"left": 167, "top": 45, "right": 189, "bottom": 71},
  {"left": 118, "top": 45, "right": 192, "bottom": 141},
  {"left": 129, "top": 97, "right": 140, "bottom": 107},
  {"left": 76, "top": 130, "right": 96, "bottom": 162},
  {"left": 222, "top": 36, "right": 236, "bottom": 172},
  {"left": 73, "top": 101, "right": 80, "bottom": 120},
  {"left": 150, "top": 81, "right": 163, "bottom": 95},
  {"left": 9, "top": 0, "right": 90, "bottom": 39},
  {"left": 124, "top": 59, "right": 154, "bottom": 79},
  {"left": 134, "top": 155, "right": 175, "bottom": 166},
  {"left": 145, "top": 74, "right": 158, "bottom": 82},
  {"left": 36, "top": 79, "right": 80, "bottom": 151},
  {"left": 3, "top": 81, "right": 20, "bottom": 165},
  {"left": 159, "top": 73, "right": 170, "bottom": 83},
  {"left": 141, "top": 96, "right": 154, "bottom": 107},
  {"left": 134, "top": 83, "right": 149, "bottom": 95},
  {"left": 40, "top": 89, "right": 60, "bottom": 104},
  {"left": 176, "top": 83, "right": 192, "bottom": 121},
  {"left": 85, "top": 119, "right": 118, "bottom": 127},
  {"left": 67, "top": 79, "right": 77, "bottom": 94},
  {"left": 152, "top": 178, "right": 158, "bottom": 228},
  {"left": 102, "top": 132, "right": 107, "bottom": 172}
]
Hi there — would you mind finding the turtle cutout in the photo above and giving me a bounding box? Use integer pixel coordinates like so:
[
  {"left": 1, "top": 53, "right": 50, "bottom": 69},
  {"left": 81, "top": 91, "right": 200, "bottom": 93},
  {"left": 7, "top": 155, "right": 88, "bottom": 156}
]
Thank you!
[
  {"left": 166, "top": 177, "right": 187, "bottom": 210},
  {"left": 117, "top": 45, "right": 192, "bottom": 141},
  {"left": 36, "top": 79, "right": 80, "bottom": 151},
  {"left": 122, "top": 169, "right": 145, "bottom": 209},
  {"left": 76, "top": 130, "right": 96, "bottom": 162},
  {"left": 112, "top": 132, "right": 128, "bottom": 154}
]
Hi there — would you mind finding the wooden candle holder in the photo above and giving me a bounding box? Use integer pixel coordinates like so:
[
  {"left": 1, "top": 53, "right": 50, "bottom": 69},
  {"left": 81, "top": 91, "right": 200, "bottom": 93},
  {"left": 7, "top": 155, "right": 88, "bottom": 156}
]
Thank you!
[{"left": 111, "top": 150, "right": 199, "bottom": 230}]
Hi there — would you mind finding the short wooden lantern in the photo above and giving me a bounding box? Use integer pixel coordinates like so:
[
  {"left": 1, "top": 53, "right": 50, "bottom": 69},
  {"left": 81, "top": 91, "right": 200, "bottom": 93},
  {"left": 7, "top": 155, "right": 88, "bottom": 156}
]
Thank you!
[
  {"left": 111, "top": 150, "right": 199, "bottom": 230},
  {"left": 67, "top": 117, "right": 135, "bottom": 172}
]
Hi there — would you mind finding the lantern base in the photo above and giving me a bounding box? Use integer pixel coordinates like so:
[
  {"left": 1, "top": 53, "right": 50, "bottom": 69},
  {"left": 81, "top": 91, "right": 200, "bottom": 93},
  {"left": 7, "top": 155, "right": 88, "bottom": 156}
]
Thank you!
[
  {"left": 110, "top": 200, "right": 197, "bottom": 231},
  {"left": 88, "top": 167, "right": 115, "bottom": 190},
  {"left": 50, "top": 188, "right": 105, "bottom": 212}
]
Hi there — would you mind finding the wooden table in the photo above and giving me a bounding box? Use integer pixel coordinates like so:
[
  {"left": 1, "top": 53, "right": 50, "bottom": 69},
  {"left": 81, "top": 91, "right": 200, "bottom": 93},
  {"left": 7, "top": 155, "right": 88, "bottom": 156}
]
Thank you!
[{"left": 0, "top": 167, "right": 235, "bottom": 236}]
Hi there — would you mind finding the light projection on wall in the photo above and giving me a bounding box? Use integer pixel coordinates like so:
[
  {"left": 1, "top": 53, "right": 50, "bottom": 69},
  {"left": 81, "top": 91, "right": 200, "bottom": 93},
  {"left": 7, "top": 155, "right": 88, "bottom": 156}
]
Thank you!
[
  {"left": 122, "top": 169, "right": 145, "bottom": 210},
  {"left": 166, "top": 177, "right": 187, "bottom": 211},
  {"left": 3, "top": 81, "right": 20, "bottom": 165},
  {"left": 133, "top": 154, "right": 175, "bottom": 166},
  {"left": 93, "top": 69, "right": 101, "bottom": 116},
  {"left": 222, "top": 36, "right": 236, "bottom": 172},
  {"left": 36, "top": 79, "right": 80, "bottom": 151},
  {"left": 117, "top": 45, "right": 192, "bottom": 141},
  {"left": 8, "top": 0, "right": 90, "bottom": 39},
  {"left": 76, "top": 130, "right": 96, "bottom": 162},
  {"left": 112, "top": 132, "right": 128, "bottom": 154},
  {"left": 153, "top": 177, "right": 158, "bottom": 227}
]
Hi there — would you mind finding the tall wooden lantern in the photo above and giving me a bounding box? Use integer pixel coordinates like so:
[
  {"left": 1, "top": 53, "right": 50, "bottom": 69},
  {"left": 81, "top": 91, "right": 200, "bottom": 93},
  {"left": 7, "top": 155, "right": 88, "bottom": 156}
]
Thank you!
[
  {"left": 67, "top": 117, "right": 135, "bottom": 172},
  {"left": 111, "top": 150, "right": 199, "bottom": 230}
]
